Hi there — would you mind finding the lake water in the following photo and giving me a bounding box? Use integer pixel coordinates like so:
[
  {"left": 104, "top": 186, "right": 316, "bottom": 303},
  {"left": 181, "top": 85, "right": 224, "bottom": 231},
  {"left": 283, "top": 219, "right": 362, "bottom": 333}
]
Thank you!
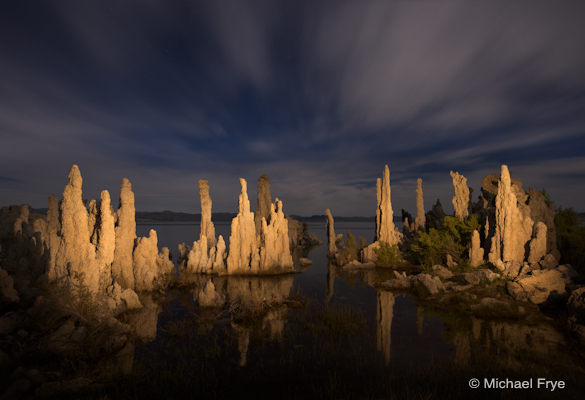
[{"left": 117, "top": 221, "right": 585, "bottom": 398}]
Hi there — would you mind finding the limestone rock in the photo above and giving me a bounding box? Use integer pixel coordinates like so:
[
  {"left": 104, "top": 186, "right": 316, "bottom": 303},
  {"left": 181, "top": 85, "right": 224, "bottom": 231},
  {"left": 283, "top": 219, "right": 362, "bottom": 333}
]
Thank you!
[
  {"left": 469, "top": 230, "right": 484, "bottom": 268},
  {"left": 54, "top": 165, "right": 100, "bottom": 294},
  {"left": 259, "top": 199, "right": 294, "bottom": 272},
  {"left": 450, "top": 171, "right": 470, "bottom": 219},
  {"left": 96, "top": 190, "right": 116, "bottom": 290},
  {"left": 226, "top": 179, "right": 260, "bottom": 274},
  {"left": 255, "top": 174, "right": 271, "bottom": 235},
  {"left": 376, "top": 165, "right": 401, "bottom": 245},
  {"left": 515, "top": 269, "right": 566, "bottom": 304},
  {"left": 119, "top": 288, "right": 142, "bottom": 310},
  {"left": 528, "top": 222, "right": 547, "bottom": 264},
  {"left": 414, "top": 178, "right": 426, "bottom": 230},
  {"left": 458, "top": 269, "right": 498, "bottom": 285},
  {"left": 198, "top": 180, "right": 216, "bottom": 248},
  {"left": 112, "top": 178, "right": 136, "bottom": 289},
  {"left": 325, "top": 209, "right": 337, "bottom": 256},
  {"left": 488, "top": 165, "right": 534, "bottom": 277},
  {"left": 132, "top": 230, "right": 171, "bottom": 291},
  {"left": 539, "top": 253, "right": 559, "bottom": 270}
]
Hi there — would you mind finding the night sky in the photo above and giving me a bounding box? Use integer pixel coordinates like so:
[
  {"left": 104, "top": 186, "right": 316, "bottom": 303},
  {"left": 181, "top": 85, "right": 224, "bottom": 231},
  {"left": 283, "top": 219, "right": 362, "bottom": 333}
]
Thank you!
[{"left": 1, "top": 1, "right": 585, "bottom": 216}]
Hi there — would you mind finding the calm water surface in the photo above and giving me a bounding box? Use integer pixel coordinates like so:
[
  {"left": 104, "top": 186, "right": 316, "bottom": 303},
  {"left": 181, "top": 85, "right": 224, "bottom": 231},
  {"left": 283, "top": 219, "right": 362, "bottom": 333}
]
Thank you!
[{"left": 125, "top": 221, "right": 585, "bottom": 398}]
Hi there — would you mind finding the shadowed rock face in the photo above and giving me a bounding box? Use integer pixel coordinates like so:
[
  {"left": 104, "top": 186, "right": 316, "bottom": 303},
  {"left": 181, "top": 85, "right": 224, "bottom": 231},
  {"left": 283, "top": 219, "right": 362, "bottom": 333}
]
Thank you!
[
  {"left": 113, "top": 178, "right": 136, "bottom": 290},
  {"left": 255, "top": 174, "right": 271, "bottom": 235},
  {"left": 450, "top": 171, "right": 470, "bottom": 219},
  {"left": 488, "top": 165, "right": 534, "bottom": 276},
  {"left": 527, "top": 188, "right": 558, "bottom": 257},
  {"left": 415, "top": 178, "right": 426, "bottom": 230},
  {"left": 528, "top": 222, "right": 547, "bottom": 264}
]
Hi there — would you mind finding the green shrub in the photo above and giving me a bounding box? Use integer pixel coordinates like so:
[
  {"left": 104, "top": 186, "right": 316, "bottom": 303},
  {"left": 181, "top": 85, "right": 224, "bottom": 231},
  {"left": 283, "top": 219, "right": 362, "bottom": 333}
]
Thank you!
[
  {"left": 409, "top": 215, "right": 482, "bottom": 268},
  {"left": 374, "top": 241, "right": 402, "bottom": 267},
  {"left": 555, "top": 208, "right": 585, "bottom": 276}
]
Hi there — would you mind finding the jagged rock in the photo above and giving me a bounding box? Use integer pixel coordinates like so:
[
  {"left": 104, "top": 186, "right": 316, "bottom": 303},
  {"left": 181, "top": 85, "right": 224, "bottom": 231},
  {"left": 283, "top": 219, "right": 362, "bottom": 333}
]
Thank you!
[
  {"left": 96, "top": 190, "right": 115, "bottom": 290},
  {"left": 513, "top": 269, "right": 567, "bottom": 304},
  {"left": 198, "top": 180, "right": 216, "bottom": 248},
  {"left": 450, "top": 171, "right": 470, "bottom": 219},
  {"left": 568, "top": 287, "right": 585, "bottom": 328},
  {"left": 378, "top": 271, "right": 411, "bottom": 290},
  {"left": 227, "top": 179, "right": 260, "bottom": 274},
  {"left": 527, "top": 188, "right": 558, "bottom": 257},
  {"left": 432, "top": 265, "right": 453, "bottom": 280},
  {"left": 457, "top": 269, "right": 498, "bottom": 285},
  {"left": 528, "top": 222, "right": 547, "bottom": 264},
  {"left": 414, "top": 178, "right": 426, "bottom": 230},
  {"left": 0, "top": 267, "right": 19, "bottom": 303},
  {"left": 197, "top": 280, "right": 224, "bottom": 307},
  {"left": 112, "top": 178, "right": 136, "bottom": 290},
  {"left": 182, "top": 180, "right": 225, "bottom": 274},
  {"left": 341, "top": 260, "right": 376, "bottom": 270},
  {"left": 488, "top": 165, "right": 534, "bottom": 277},
  {"left": 54, "top": 165, "right": 100, "bottom": 294},
  {"left": 446, "top": 254, "right": 457, "bottom": 268},
  {"left": 469, "top": 230, "right": 484, "bottom": 267},
  {"left": 325, "top": 209, "right": 337, "bottom": 256},
  {"left": 259, "top": 199, "right": 294, "bottom": 272},
  {"left": 376, "top": 165, "right": 401, "bottom": 245},
  {"left": 425, "top": 199, "right": 446, "bottom": 230},
  {"left": 132, "top": 230, "right": 172, "bottom": 291},
  {"left": 255, "top": 174, "right": 271, "bottom": 235}
]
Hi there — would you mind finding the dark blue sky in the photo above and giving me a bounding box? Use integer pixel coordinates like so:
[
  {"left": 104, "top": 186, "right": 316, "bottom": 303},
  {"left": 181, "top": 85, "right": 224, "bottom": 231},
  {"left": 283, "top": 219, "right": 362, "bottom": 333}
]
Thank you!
[{"left": 1, "top": 0, "right": 585, "bottom": 215}]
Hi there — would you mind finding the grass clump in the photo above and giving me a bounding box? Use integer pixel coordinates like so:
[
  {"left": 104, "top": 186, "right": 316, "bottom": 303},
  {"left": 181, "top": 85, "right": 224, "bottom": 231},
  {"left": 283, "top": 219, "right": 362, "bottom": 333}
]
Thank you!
[{"left": 374, "top": 241, "right": 402, "bottom": 267}]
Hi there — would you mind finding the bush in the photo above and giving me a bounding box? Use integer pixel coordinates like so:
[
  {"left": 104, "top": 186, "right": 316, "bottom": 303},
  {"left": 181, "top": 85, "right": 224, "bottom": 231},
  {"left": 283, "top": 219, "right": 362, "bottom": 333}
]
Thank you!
[
  {"left": 555, "top": 208, "right": 585, "bottom": 276},
  {"left": 374, "top": 241, "right": 402, "bottom": 267},
  {"left": 409, "top": 215, "right": 482, "bottom": 268}
]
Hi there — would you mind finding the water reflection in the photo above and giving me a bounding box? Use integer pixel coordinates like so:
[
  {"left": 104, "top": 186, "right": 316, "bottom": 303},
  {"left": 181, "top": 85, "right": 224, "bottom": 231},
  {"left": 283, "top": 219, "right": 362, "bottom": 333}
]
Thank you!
[{"left": 376, "top": 290, "right": 395, "bottom": 365}]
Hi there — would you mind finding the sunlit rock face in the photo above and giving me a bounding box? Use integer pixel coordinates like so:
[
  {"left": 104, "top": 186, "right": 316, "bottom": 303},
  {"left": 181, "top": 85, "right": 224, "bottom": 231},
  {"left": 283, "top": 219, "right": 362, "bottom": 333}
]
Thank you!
[
  {"left": 226, "top": 179, "right": 294, "bottom": 275},
  {"left": 376, "top": 165, "right": 401, "bottom": 245},
  {"left": 450, "top": 171, "right": 470, "bottom": 219},
  {"left": 181, "top": 180, "right": 225, "bottom": 274},
  {"left": 54, "top": 165, "right": 100, "bottom": 294},
  {"left": 199, "top": 180, "right": 216, "bottom": 248},
  {"left": 469, "top": 230, "right": 484, "bottom": 268},
  {"left": 259, "top": 199, "right": 294, "bottom": 272},
  {"left": 227, "top": 179, "right": 260, "bottom": 274},
  {"left": 112, "top": 178, "right": 137, "bottom": 290},
  {"left": 363, "top": 165, "right": 402, "bottom": 262},
  {"left": 488, "top": 165, "right": 534, "bottom": 276},
  {"left": 414, "top": 178, "right": 426, "bottom": 231},
  {"left": 376, "top": 290, "right": 395, "bottom": 365}
]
